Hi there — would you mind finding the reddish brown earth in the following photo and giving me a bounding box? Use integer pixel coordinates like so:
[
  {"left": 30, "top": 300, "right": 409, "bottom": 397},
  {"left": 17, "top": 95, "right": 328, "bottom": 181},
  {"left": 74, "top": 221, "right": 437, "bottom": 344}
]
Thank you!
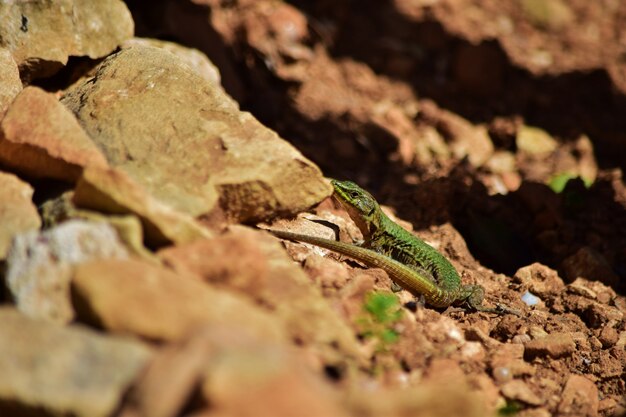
[
  {"left": 122, "top": 1, "right": 626, "bottom": 415},
  {"left": 3, "top": 0, "right": 625, "bottom": 416}
]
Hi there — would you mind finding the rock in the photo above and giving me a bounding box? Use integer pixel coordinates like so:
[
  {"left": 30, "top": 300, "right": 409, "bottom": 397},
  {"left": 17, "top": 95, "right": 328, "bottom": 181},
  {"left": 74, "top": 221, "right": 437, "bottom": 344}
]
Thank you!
[
  {"left": 0, "top": 172, "right": 40, "bottom": 260},
  {"left": 61, "top": 45, "right": 331, "bottom": 222},
  {"left": 121, "top": 326, "right": 219, "bottom": 417},
  {"left": 425, "top": 103, "right": 495, "bottom": 167},
  {"left": 71, "top": 258, "right": 286, "bottom": 343},
  {"left": 0, "top": 308, "right": 151, "bottom": 417},
  {"left": 500, "top": 380, "right": 544, "bottom": 406},
  {"left": 557, "top": 374, "right": 598, "bottom": 417},
  {"left": 0, "top": 0, "right": 133, "bottom": 81},
  {"left": 122, "top": 38, "right": 222, "bottom": 87},
  {"left": 598, "top": 325, "right": 619, "bottom": 348},
  {"left": 73, "top": 166, "right": 212, "bottom": 247},
  {"left": 123, "top": 325, "right": 349, "bottom": 417},
  {"left": 347, "top": 375, "right": 488, "bottom": 417},
  {"left": 0, "top": 86, "right": 109, "bottom": 181},
  {"left": 158, "top": 225, "right": 363, "bottom": 365},
  {"left": 513, "top": 263, "right": 565, "bottom": 298},
  {"left": 486, "top": 150, "right": 517, "bottom": 174},
  {"left": 40, "top": 191, "right": 157, "bottom": 262},
  {"left": 562, "top": 246, "right": 620, "bottom": 288},
  {"left": 0, "top": 48, "right": 21, "bottom": 114},
  {"left": 516, "top": 125, "right": 558, "bottom": 155},
  {"left": 520, "top": 0, "right": 574, "bottom": 31},
  {"left": 200, "top": 328, "right": 351, "bottom": 417},
  {"left": 524, "top": 332, "right": 576, "bottom": 359},
  {"left": 5, "top": 220, "right": 130, "bottom": 323}
]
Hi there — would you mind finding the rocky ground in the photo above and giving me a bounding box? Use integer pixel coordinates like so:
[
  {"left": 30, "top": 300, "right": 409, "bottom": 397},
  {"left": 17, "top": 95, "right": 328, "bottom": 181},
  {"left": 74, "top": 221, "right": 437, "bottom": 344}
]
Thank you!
[{"left": 0, "top": 1, "right": 625, "bottom": 416}]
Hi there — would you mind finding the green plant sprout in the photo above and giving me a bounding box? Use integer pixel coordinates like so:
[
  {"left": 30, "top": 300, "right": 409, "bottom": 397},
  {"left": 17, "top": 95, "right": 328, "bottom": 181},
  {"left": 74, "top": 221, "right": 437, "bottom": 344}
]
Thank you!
[
  {"left": 357, "top": 291, "right": 403, "bottom": 350},
  {"left": 548, "top": 173, "right": 592, "bottom": 194}
]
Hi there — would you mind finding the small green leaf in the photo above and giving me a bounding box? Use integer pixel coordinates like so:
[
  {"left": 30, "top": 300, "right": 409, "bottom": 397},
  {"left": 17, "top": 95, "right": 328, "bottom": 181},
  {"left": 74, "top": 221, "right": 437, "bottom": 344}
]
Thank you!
[
  {"left": 548, "top": 173, "right": 592, "bottom": 194},
  {"left": 363, "top": 291, "right": 401, "bottom": 324},
  {"left": 498, "top": 400, "right": 522, "bottom": 416},
  {"left": 380, "top": 328, "right": 399, "bottom": 344}
]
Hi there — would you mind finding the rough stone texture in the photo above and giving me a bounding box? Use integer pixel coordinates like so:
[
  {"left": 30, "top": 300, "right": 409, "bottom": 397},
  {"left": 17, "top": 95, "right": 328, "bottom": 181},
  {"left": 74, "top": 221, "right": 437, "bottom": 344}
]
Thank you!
[
  {"left": 0, "top": 48, "right": 21, "bottom": 114},
  {"left": 0, "top": 171, "right": 40, "bottom": 260},
  {"left": 73, "top": 166, "right": 212, "bottom": 247},
  {"left": 61, "top": 45, "right": 331, "bottom": 222},
  {"left": 122, "top": 325, "right": 350, "bottom": 417},
  {"left": 199, "top": 327, "right": 352, "bottom": 417},
  {"left": 122, "top": 37, "right": 222, "bottom": 88},
  {"left": 0, "top": 0, "right": 133, "bottom": 80},
  {"left": 6, "top": 220, "right": 130, "bottom": 323},
  {"left": 0, "top": 86, "right": 109, "bottom": 181},
  {"left": 500, "top": 380, "right": 544, "bottom": 406},
  {"left": 513, "top": 263, "right": 565, "bottom": 298},
  {"left": 71, "top": 258, "right": 286, "bottom": 343},
  {"left": 558, "top": 374, "right": 599, "bottom": 417},
  {"left": 524, "top": 332, "right": 576, "bottom": 359},
  {"left": 0, "top": 308, "right": 152, "bottom": 417},
  {"left": 159, "top": 225, "right": 363, "bottom": 365},
  {"left": 40, "top": 191, "right": 157, "bottom": 262}
]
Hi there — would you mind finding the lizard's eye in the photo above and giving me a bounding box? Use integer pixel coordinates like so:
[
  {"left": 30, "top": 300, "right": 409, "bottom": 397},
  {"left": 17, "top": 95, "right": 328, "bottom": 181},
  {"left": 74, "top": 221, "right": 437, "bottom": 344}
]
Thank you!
[{"left": 350, "top": 191, "right": 359, "bottom": 198}]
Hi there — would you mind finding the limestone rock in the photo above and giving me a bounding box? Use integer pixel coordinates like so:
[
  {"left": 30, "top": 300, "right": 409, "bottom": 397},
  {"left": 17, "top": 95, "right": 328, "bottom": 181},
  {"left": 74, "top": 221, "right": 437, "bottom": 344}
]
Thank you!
[
  {"left": 0, "top": 172, "right": 40, "bottom": 260},
  {"left": 524, "top": 332, "right": 576, "bottom": 359},
  {"left": 73, "top": 166, "right": 212, "bottom": 246},
  {"left": 500, "top": 380, "right": 544, "bottom": 406},
  {"left": 0, "top": 0, "right": 133, "bottom": 80},
  {"left": 0, "top": 86, "right": 108, "bottom": 181},
  {"left": 516, "top": 125, "right": 558, "bottom": 155},
  {"left": 420, "top": 101, "right": 494, "bottom": 167},
  {"left": 558, "top": 374, "right": 599, "bottom": 417},
  {"left": 40, "top": 191, "right": 156, "bottom": 262},
  {"left": 6, "top": 220, "right": 130, "bottom": 323},
  {"left": 123, "top": 325, "right": 349, "bottom": 417},
  {"left": 0, "top": 48, "right": 21, "bottom": 114},
  {"left": 122, "top": 37, "right": 222, "bottom": 87},
  {"left": 0, "top": 308, "right": 151, "bottom": 417},
  {"left": 198, "top": 326, "right": 351, "bottom": 417},
  {"left": 61, "top": 45, "right": 331, "bottom": 222},
  {"left": 159, "top": 225, "right": 363, "bottom": 365},
  {"left": 71, "top": 258, "right": 286, "bottom": 343}
]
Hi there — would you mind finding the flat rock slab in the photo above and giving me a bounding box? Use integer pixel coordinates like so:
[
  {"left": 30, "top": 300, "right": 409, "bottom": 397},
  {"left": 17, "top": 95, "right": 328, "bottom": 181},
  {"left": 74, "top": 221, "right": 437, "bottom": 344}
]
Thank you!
[
  {"left": 159, "top": 225, "right": 364, "bottom": 365},
  {"left": 558, "top": 374, "right": 599, "bottom": 417},
  {"left": 73, "top": 166, "right": 212, "bottom": 246},
  {"left": 0, "top": 171, "right": 40, "bottom": 260},
  {"left": 0, "top": 308, "right": 152, "bottom": 417},
  {"left": 524, "top": 332, "right": 576, "bottom": 359},
  {"left": 71, "top": 258, "right": 286, "bottom": 343},
  {"left": 0, "top": 86, "right": 108, "bottom": 181},
  {"left": 0, "top": 0, "right": 133, "bottom": 80},
  {"left": 124, "top": 325, "right": 350, "bottom": 417},
  {"left": 61, "top": 45, "right": 331, "bottom": 222}
]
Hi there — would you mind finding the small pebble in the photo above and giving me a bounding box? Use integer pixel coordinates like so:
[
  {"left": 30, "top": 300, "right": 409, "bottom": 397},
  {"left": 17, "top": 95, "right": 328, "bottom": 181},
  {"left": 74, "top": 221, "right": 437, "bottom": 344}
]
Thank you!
[
  {"left": 492, "top": 366, "right": 512, "bottom": 383},
  {"left": 521, "top": 290, "right": 540, "bottom": 306}
]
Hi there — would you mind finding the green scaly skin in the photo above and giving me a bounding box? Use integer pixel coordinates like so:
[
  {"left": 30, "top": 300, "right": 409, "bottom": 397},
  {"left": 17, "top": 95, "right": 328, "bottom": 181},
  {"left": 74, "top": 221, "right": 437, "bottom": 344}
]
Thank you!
[{"left": 271, "top": 179, "right": 517, "bottom": 314}]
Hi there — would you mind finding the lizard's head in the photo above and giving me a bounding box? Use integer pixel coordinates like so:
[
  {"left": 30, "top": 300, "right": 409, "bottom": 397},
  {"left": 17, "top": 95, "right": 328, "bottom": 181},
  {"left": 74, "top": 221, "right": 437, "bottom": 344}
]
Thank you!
[{"left": 331, "top": 179, "right": 382, "bottom": 237}]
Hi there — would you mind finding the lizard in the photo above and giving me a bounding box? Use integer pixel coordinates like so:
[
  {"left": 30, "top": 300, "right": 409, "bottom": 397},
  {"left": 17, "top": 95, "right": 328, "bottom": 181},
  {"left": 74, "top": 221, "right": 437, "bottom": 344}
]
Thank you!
[{"left": 269, "top": 179, "right": 519, "bottom": 314}]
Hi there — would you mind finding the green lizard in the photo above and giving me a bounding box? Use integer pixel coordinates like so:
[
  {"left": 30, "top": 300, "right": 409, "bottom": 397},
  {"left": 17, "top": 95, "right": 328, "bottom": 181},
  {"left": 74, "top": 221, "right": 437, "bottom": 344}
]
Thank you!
[{"left": 270, "top": 179, "right": 518, "bottom": 314}]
